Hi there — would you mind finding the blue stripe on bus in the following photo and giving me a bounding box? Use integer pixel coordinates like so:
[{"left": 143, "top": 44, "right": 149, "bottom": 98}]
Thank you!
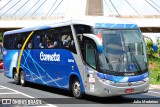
[
  {"left": 95, "top": 23, "right": 138, "bottom": 29},
  {"left": 97, "top": 72, "right": 149, "bottom": 82},
  {"left": 97, "top": 72, "right": 105, "bottom": 79}
]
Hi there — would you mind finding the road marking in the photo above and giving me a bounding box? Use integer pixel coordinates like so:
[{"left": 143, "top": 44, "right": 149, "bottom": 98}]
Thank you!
[
  {"left": 0, "top": 93, "right": 19, "bottom": 95},
  {"left": 0, "top": 85, "right": 34, "bottom": 98},
  {"left": 149, "top": 91, "right": 160, "bottom": 95},
  {"left": 0, "top": 87, "right": 5, "bottom": 89},
  {"left": 0, "top": 85, "right": 58, "bottom": 107}
]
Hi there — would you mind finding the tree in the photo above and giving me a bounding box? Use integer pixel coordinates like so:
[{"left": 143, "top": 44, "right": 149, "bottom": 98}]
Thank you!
[
  {"left": 158, "top": 45, "right": 160, "bottom": 57},
  {"left": 0, "top": 33, "right": 3, "bottom": 43},
  {"left": 146, "top": 40, "right": 154, "bottom": 58}
]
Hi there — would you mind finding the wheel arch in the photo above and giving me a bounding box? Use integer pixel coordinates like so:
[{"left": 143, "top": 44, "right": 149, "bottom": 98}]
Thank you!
[
  {"left": 69, "top": 73, "right": 85, "bottom": 93},
  {"left": 12, "top": 67, "right": 23, "bottom": 78}
]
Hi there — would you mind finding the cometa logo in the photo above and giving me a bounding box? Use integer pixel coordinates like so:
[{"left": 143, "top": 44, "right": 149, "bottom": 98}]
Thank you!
[
  {"left": 40, "top": 52, "right": 60, "bottom": 62},
  {"left": 124, "top": 73, "right": 135, "bottom": 76}
]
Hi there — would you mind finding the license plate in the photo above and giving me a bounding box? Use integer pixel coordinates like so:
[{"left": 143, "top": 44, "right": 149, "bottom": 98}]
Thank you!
[{"left": 125, "top": 88, "right": 134, "bottom": 93}]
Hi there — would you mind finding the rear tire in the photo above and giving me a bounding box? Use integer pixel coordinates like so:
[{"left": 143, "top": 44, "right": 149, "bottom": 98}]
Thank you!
[
  {"left": 72, "top": 78, "right": 83, "bottom": 98},
  {"left": 14, "top": 71, "right": 20, "bottom": 85},
  {"left": 20, "top": 70, "right": 26, "bottom": 86}
]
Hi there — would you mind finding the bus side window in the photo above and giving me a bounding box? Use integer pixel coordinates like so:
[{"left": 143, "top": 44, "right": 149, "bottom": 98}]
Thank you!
[
  {"left": 34, "top": 35, "right": 40, "bottom": 49},
  {"left": 17, "top": 44, "right": 22, "bottom": 49},
  {"left": 16, "top": 33, "right": 27, "bottom": 49},
  {"left": 11, "top": 36, "right": 17, "bottom": 49},
  {"left": 60, "top": 26, "right": 77, "bottom": 54},
  {"left": 45, "top": 29, "right": 59, "bottom": 49},
  {"left": 26, "top": 38, "right": 33, "bottom": 49},
  {"left": 32, "top": 31, "right": 46, "bottom": 49},
  {"left": 3, "top": 35, "right": 11, "bottom": 49}
]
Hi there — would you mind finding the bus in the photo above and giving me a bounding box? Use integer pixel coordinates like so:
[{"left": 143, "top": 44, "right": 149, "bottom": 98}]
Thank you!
[{"left": 3, "top": 17, "right": 149, "bottom": 98}]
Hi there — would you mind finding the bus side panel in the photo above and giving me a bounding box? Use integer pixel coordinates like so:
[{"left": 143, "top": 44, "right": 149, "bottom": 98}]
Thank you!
[
  {"left": 71, "top": 54, "right": 85, "bottom": 93},
  {"left": 20, "top": 49, "right": 81, "bottom": 90},
  {"left": 3, "top": 49, "right": 19, "bottom": 78}
]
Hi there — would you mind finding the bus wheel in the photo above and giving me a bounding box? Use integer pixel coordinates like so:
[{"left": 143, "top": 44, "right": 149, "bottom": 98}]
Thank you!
[
  {"left": 72, "top": 78, "right": 83, "bottom": 98},
  {"left": 20, "top": 70, "right": 26, "bottom": 86},
  {"left": 14, "top": 71, "right": 20, "bottom": 85}
]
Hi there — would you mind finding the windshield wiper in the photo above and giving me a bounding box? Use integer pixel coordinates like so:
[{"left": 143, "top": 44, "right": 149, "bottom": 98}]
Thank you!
[
  {"left": 130, "top": 53, "right": 141, "bottom": 71},
  {"left": 105, "top": 54, "right": 113, "bottom": 71},
  {"left": 116, "top": 55, "right": 124, "bottom": 71}
]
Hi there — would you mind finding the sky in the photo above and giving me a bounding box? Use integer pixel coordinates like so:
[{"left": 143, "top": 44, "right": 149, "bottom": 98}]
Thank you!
[
  {"left": 0, "top": 0, "right": 68, "bottom": 18},
  {"left": 103, "top": 0, "right": 160, "bottom": 16},
  {"left": 0, "top": 0, "right": 160, "bottom": 19}
]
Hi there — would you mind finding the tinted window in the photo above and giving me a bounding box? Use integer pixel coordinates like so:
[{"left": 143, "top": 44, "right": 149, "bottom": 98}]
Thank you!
[
  {"left": 3, "top": 26, "right": 77, "bottom": 54},
  {"left": 3, "top": 33, "right": 29, "bottom": 50},
  {"left": 74, "top": 25, "right": 93, "bottom": 34},
  {"left": 86, "top": 41, "right": 97, "bottom": 69},
  {"left": 59, "top": 26, "right": 76, "bottom": 54}
]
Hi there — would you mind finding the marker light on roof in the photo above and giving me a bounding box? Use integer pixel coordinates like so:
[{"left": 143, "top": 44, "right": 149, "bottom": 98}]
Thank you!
[{"left": 97, "top": 33, "right": 102, "bottom": 39}]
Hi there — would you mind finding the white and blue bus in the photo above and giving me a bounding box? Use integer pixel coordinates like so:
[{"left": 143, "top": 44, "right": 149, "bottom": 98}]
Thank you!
[{"left": 3, "top": 17, "right": 149, "bottom": 98}]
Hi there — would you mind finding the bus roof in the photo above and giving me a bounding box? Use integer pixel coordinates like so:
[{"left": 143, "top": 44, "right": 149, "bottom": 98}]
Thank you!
[{"left": 4, "top": 16, "right": 139, "bottom": 36}]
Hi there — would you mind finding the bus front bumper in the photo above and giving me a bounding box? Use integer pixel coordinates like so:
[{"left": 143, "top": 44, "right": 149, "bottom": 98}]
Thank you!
[{"left": 86, "top": 78, "right": 149, "bottom": 97}]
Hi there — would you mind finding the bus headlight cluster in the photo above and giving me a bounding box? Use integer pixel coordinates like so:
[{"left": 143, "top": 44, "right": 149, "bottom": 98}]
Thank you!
[
  {"left": 98, "top": 78, "right": 113, "bottom": 85},
  {"left": 143, "top": 77, "right": 149, "bottom": 82}
]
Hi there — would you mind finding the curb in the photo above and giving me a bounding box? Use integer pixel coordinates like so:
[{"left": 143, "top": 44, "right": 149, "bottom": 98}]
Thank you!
[{"left": 150, "top": 84, "right": 160, "bottom": 89}]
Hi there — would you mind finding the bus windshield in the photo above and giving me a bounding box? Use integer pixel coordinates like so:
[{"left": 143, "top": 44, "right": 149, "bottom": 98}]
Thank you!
[{"left": 95, "top": 29, "right": 148, "bottom": 73}]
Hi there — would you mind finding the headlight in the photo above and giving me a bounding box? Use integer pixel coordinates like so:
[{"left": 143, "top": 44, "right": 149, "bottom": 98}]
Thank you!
[
  {"left": 98, "top": 77, "right": 114, "bottom": 85},
  {"left": 143, "top": 77, "right": 149, "bottom": 82}
]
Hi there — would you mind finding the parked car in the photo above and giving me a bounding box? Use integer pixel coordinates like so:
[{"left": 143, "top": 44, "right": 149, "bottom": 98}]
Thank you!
[
  {"left": 0, "top": 59, "right": 3, "bottom": 69},
  {"left": 0, "top": 49, "right": 3, "bottom": 69}
]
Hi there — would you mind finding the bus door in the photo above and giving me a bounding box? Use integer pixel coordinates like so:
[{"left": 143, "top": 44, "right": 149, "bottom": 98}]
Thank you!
[{"left": 78, "top": 34, "right": 102, "bottom": 93}]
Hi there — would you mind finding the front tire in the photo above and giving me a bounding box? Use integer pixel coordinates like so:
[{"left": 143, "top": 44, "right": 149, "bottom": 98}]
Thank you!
[
  {"left": 72, "top": 78, "right": 83, "bottom": 98},
  {"left": 20, "top": 70, "right": 26, "bottom": 86}
]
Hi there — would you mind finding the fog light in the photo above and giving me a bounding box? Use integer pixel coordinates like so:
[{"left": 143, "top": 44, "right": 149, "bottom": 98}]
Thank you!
[{"left": 104, "top": 88, "right": 111, "bottom": 94}]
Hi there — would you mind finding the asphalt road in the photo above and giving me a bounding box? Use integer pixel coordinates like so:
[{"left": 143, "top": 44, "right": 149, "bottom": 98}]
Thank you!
[{"left": 0, "top": 69, "right": 160, "bottom": 107}]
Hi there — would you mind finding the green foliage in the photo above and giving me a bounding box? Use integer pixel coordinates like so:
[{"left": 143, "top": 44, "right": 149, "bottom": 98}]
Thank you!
[
  {"left": 157, "top": 45, "right": 160, "bottom": 58},
  {"left": 158, "top": 45, "right": 160, "bottom": 53},
  {"left": 156, "top": 37, "right": 160, "bottom": 45},
  {"left": 146, "top": 40, "right": 154, "bottom": 58},
  {"left": 0, "top": 33, "right": 3, "bottom": 43},
  {"left": 157, "top": 73, "right": 160, "bottom": 81},
  {"left": 149, "top": 54, "right": 160, "bottom": 84}
]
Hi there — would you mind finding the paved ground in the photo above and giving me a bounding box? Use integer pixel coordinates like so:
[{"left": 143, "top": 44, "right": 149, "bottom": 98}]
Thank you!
[{"left": 150, "top": 84, "right": 160, "bottom": 89}]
